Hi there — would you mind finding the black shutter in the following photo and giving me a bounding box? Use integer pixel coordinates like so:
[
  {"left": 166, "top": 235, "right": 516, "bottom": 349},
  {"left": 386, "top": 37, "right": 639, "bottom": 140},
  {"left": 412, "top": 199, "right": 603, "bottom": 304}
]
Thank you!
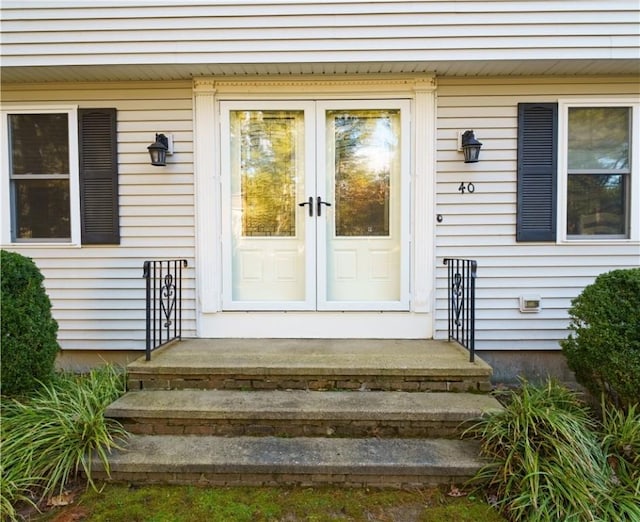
[
  {"left": 516, "top": 103, "right": 558, "bottom": 242},
  {"left": 78, "top": 108, "right": 119, "bottom": 244}
]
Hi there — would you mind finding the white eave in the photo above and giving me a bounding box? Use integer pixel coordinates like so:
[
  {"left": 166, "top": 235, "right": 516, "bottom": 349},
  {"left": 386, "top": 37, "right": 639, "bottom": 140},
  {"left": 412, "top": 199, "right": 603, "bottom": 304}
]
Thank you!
[{"left": 2, "top": 60, "right": 639, "bottom": 84}]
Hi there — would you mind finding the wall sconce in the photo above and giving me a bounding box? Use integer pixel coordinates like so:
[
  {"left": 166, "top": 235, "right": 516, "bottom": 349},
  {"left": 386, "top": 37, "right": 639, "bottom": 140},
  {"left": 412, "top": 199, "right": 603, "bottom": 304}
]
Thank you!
[
  {"left": 147, "top": 133, "right": 171, "bottom": 166},
  {"left": 461, "top": 130, "right": 483, "bottom": 163}
]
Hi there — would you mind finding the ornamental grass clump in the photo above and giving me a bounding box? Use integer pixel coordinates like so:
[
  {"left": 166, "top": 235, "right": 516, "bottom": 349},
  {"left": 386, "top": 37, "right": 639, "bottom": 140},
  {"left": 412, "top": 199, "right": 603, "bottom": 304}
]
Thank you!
[
  {"left": 0, "top": 461, "right": 41, "bottom": 522},
  {"left": 1, "top": 364, "right": 128, "bottom": 515},
  {"left": 466, "top": 379, "right": 640, "bottom": 522},
  {"left": 600, "top": 402, "right": 640, "bottom": 494}
]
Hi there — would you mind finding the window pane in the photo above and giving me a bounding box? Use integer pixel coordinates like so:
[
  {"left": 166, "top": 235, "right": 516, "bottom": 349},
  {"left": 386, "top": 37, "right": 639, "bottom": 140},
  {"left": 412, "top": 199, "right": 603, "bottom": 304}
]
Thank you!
[
  {"left": 9, "top": 114, "right": 69, "bottom": 175},
  {"left": 330, "top": 110, "right": 399, "bottom": 236},
  {"left": 568, "top": 108, "right": 629, "bottom": 170},
  {"left": 232, "top": 111, "right": 301, "bottom": 237},
  {"left": 567, "top": 174, "right": 626, "bottom": 236},
  {"left": 14, "top": 179, "right": 71, "bottom": 239}
]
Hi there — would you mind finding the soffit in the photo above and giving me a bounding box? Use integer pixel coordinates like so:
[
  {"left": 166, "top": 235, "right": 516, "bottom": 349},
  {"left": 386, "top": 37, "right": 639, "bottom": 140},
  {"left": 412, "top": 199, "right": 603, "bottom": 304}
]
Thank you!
[{"left": 2, "top": 59, "right": 639, "bottom": 84}]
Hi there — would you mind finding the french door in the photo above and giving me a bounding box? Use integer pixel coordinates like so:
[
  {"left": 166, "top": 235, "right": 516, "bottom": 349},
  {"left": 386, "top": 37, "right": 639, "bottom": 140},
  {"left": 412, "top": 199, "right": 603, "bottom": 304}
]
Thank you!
[{"left": 220, "top": 100, "right": 410, "bottom": 311}]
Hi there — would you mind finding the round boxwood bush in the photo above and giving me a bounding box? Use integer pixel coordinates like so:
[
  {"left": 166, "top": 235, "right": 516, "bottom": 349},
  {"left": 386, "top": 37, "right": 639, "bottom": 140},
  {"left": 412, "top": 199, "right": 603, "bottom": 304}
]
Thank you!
[
  {"left": 1, "top": 250, "right": 60, "bottom": 396},
  {"left": 561, "top": 267, "right": 640, "bottom": 410}
]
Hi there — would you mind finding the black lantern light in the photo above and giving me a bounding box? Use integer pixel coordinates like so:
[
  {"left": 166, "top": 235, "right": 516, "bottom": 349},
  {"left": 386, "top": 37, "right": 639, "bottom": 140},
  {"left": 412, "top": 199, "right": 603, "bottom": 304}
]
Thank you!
[
  {"left": 461, "top": 130, "right": 483, "bottom": 163},
  {"left": 147, "top": 133, "right": 169, "bottom": 166}
]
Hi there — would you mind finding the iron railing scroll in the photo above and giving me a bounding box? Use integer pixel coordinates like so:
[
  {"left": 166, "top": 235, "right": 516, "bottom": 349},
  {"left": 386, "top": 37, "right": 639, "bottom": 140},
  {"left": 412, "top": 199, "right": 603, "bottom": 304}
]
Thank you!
[
  {"left": 143, "top": 259, "right": 188, "bottom": 361},
  {"left": 444, "top": 258, "right": 477, "bottom": 363}
]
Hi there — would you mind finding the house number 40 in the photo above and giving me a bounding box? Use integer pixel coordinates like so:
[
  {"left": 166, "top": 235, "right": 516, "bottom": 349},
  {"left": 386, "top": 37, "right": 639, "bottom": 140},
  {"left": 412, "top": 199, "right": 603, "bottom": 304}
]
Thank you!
[{"left": 458, "top": 182, "right": 475, "bottom": 194}]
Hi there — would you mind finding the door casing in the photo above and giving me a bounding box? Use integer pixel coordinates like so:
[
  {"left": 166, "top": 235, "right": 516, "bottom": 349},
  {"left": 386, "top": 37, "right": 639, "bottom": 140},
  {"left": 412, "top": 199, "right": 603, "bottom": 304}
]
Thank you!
[{"left": 192, "top": 76, "right": 437, "bottom": 339}]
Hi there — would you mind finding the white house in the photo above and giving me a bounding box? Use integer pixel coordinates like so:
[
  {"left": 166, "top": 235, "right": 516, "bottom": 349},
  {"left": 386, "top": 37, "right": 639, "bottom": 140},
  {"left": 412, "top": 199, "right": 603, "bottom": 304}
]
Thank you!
[{"left": 1, "top": 0, "right": 639, "bottom": 379}]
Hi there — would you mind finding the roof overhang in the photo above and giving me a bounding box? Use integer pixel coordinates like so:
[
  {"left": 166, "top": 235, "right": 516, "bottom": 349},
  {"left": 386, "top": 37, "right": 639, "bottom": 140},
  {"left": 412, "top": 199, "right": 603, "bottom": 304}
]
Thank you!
[{"left": 2, "top": 59, "right": 639, "bottom": 84}]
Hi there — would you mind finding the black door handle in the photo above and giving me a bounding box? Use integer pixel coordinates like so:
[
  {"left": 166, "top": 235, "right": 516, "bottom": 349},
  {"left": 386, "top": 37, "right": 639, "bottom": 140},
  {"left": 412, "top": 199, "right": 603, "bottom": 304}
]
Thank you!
[
  {"left": 317, "top": 196, "right": 332, "bottom": 217},
  {"left": 298, "top": 196, "right": 313, "bottom": 217}
]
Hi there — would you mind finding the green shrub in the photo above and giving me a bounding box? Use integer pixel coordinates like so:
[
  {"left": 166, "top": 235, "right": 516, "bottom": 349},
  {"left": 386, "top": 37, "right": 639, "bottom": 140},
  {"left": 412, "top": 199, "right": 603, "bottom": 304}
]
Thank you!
[
  {"left": 0, "top": 364, "right": 128, "bottom": 511},
  {"left": 466, "top": 379, "right": 640, "bottom": 522},
  {"left": 561, "top": 267, "right": 640, "bottom": 410},
  {"left": 1, "top": 250, "right": 60, "bottom": 396}
]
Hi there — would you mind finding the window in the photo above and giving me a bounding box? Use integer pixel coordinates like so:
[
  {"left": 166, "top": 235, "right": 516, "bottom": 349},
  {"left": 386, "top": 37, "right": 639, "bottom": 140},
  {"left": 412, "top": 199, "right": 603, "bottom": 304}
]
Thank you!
[
  {"left": 2, "top": 106, "right": 120, "bottom": 245},
  {"left": 517, "top": 100, "right": 638, "bottom": 243},
  {"left": 566, "top": 107, "right": 631, "bottom": 238},
  {"left": 4, "top": 109, "right": 77, "bottom": 242}
]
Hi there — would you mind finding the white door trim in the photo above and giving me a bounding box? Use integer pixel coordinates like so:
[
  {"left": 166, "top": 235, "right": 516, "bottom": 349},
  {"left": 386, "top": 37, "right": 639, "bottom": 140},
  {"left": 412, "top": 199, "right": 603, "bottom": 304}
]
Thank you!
[
  {"left": 193, "top": 75, "right": 437, "bottom": 338},
  {"left": 198, "top": 311, "right": 431, "bottom": 339}
]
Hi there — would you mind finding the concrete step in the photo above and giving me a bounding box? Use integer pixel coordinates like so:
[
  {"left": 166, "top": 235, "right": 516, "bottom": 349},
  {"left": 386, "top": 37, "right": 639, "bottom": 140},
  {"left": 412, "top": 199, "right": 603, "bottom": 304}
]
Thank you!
[
  {"left": 93, "top": 435, "right": 485, "bottom": 487},
  {"left": 127, "top": 339, "right": 493, "bottom": 392},
  {"left": 107, "top": 390, "right": 502, "bottom": 438}
]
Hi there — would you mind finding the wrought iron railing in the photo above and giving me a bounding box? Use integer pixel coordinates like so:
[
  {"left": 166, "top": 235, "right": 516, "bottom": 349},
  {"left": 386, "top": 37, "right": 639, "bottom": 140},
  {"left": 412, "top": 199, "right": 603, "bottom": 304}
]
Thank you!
[
  {"left": 143, "top": 259, "right": 187, "bottom": 361},
  {"left": 444, "top": 258, "right": 477, "bottom": 363}
]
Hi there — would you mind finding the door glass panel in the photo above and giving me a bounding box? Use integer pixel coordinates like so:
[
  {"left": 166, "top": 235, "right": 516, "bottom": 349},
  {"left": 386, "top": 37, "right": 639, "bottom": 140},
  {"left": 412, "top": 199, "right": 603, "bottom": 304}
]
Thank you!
[
  {"left": 324, "top": 109, "right": 402, "bottom": 303},
  {"left": 229, "top": 110, "right": 306, "bottom": 302},
  {"left": 331, "top": 110, "right": 397, "bottom": 237},
  {"left": 237, "top": 111, "right": 298, "bottom": 237}
]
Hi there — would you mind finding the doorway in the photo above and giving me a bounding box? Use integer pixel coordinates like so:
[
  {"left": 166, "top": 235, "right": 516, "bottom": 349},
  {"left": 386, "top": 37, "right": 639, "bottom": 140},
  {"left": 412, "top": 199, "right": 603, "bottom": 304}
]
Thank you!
[{"left": 220, "top": 100, "right": 410, "bottom": 311}]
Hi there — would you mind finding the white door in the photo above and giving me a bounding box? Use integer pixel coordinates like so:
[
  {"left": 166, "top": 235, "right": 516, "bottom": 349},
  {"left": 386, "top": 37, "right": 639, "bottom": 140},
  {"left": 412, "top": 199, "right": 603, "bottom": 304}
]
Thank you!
[{"left": 221, "top": 100, "right": 410, "bottom": 311}]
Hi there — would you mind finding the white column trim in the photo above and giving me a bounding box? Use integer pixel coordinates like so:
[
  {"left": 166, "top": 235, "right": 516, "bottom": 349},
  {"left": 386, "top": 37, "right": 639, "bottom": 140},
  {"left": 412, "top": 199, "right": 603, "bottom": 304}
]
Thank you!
[
  {"left": 412, "top": 77, "right": 437, "bottom": 313},
  {"left": 193, "top": 79, "right": 220, "bottom": 321}
]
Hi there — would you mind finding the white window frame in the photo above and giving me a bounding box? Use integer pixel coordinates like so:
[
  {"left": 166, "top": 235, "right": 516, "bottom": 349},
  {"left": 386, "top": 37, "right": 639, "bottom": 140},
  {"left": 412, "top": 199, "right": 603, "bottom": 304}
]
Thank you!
[
  {"left": 1, "top": 104, "right": 81, "bottom": 246},
  {"left": 558, "top": 98, "right": 639, "bottom": 243}
]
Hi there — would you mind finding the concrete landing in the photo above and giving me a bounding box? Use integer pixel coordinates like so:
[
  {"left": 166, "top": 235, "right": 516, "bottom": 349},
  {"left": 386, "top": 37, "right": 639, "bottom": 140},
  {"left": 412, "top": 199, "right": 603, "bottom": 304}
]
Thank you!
[
  {"left": 94, "top": 435, "right": 485, "bottom": 487},
  {"left": 130, "top": 339, "right": 488, "bottom": 375},
  {"left": 127, "top": 339, "right": 493, "bottom": 392}
]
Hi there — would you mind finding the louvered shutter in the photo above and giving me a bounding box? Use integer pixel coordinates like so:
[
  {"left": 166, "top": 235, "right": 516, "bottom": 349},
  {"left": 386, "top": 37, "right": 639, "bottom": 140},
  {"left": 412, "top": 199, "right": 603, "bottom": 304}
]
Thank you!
[
  {"left": 78, "top": 108, "right": 120, "bottom": 244},
  {"left": 516, "top": 103, "right": 558, "bottom": 242}
]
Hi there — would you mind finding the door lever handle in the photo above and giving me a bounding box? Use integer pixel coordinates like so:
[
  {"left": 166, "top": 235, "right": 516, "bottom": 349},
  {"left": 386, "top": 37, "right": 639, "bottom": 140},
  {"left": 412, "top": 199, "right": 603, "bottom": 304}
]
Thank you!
[
  {"left": 298, "top": 196, "right": 314, "bottom": 217},
  {"left": 317, "top": 196, "right": 332, "bottom": 217}
]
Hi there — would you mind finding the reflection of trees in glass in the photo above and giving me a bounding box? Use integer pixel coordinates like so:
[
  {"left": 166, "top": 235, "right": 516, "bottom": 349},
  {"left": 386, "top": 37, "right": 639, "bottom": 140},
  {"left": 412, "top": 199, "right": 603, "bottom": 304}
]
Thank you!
[
  {"left": 9, "top": 114, "right": 71, "bottom": 239},
  {"left": 567, "top": 107, "right": 630, "bottom": 236},
  {"left": 15, "top": 180, "right": 71, "bottom": 239},
  {"left": 332, "top": 111, "right": 398, "bottom": 237},
  {"left": 567, "top": 174, "right": 625, "bottom": 235},
  {"left": 238, "top": 111, "right": 299, "bottom": 237},
  {"left": 9, "top": 114, "right": 69, "bottom": 174},
  {"left": 568, "top": 108, "right": 629, "bottom": 170}
]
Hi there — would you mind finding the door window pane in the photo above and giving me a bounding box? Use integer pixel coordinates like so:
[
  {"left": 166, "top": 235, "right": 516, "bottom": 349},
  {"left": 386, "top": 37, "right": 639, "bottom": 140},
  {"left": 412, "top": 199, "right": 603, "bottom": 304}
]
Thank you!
[
  {"left": 329, "top": 110, "right": 399, "bottom": 237},
  {"left": 232, "top": 111, "right": 301, "bottom": 237}
]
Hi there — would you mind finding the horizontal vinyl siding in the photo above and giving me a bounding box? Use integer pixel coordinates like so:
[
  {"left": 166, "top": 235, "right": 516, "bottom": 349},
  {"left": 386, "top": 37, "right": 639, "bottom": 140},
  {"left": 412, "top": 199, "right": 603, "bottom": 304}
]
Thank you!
[
  {"left": 435, "top": 76, "right": 640, "bottom": 351},
  {"left": 0, "top": 80, "right": 195, "bottom": 352},
  {"left": 2, "top": 1, "right": 638, "bottom": 68}
]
